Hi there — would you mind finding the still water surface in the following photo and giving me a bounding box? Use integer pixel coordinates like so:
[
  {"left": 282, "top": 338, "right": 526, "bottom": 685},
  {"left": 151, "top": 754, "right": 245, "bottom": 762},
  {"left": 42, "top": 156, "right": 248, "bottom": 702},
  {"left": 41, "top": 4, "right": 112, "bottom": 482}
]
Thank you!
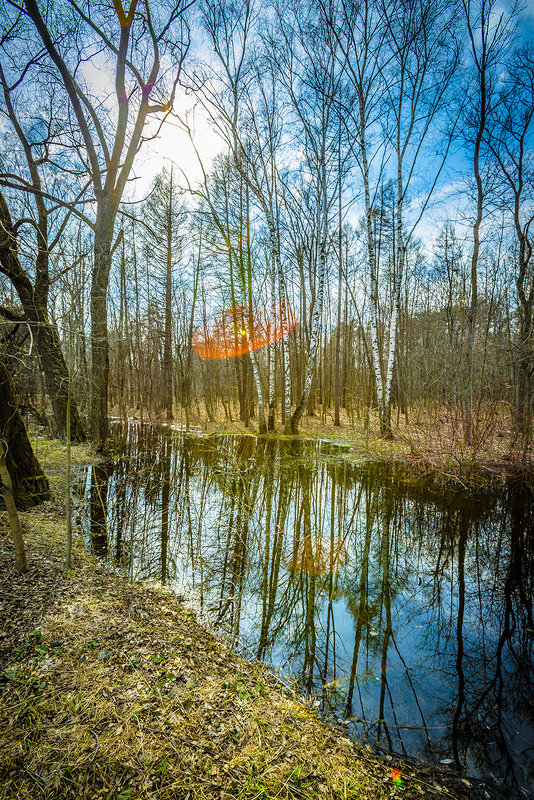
[{"left": 79, "top": 423, "right": 534, "bottom": 797}]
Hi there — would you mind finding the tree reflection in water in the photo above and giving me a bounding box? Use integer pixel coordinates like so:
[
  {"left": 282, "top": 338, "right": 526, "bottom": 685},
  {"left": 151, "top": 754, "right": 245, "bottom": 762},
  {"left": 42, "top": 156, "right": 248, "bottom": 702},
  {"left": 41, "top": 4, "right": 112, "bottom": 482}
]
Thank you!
[{"left": 80, "top": 424, "right": 534, "bottom": 796}]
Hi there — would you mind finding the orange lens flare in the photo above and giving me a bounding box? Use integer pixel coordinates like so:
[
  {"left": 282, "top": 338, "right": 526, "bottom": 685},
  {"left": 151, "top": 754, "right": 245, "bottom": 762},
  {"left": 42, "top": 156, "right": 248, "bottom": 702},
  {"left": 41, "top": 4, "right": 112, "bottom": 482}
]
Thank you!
[
  {"left": 286, "top": 535, "right": 347, "bottom": 576},
  {"left": 193, "top": 302, "right": 297, "bottom": 359}
]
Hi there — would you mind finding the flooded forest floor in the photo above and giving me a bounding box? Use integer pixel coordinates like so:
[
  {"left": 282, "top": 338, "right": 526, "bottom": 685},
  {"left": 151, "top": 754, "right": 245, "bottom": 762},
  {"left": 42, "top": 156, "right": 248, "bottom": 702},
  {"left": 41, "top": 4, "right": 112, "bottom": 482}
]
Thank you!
[
  {"left": 157, "top": 402, "right": 533, "bottom": 489},
  {"left": 0, "top": 438, "right": 514, "bottom": 800}
]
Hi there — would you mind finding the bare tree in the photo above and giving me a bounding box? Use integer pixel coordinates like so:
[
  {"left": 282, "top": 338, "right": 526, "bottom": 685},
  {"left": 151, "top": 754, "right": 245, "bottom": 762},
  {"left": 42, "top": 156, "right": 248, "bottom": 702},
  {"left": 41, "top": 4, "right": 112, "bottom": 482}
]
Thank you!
[
  {"left": 487, "top": 42, "right": 534, "bottom": 451},
  {"left": 141, "top": 167, "right": 184, "bottom": 420},
  {"left": 0, "top": 45, "right": 87, "bottom": 441},
  {"left": 198, "top": 0, "right": 294, "bottom": 432},
  {"left": 271, "top": 1, "right": 343, "bottom": 433},
  {"left": 23, "top": 0, "right": 191, "bottom": 449},
  {"left": 461, "top": 0, "right": 516, "bottom": 445},
  {"left": 379, "top": 0, "right": 461, "bottom": 436},
  {"left": 318, "top": 0, "right": 394, "bottom": 432}
]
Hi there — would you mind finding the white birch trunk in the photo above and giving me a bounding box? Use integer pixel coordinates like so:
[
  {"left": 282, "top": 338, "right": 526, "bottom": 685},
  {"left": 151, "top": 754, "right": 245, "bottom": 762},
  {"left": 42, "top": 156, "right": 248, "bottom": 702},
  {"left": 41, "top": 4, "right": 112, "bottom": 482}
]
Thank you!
[
  {"left": 290, "top": 141, "right": 328, "bottom": 433},
  {"left": 383, "top": 146, "right": 405, "bottom": 435},
  {"left": 268, "top": 258, "right": 276, "bottom": 430},
  {"left": 250, "top": 349, "right": 267, "bottom": 434},
  {"left": 266, "top": 207, "right": 292, "bottom": 433},
  {"left": 359, "top": 88, "right": 385, "bottom": 422}
]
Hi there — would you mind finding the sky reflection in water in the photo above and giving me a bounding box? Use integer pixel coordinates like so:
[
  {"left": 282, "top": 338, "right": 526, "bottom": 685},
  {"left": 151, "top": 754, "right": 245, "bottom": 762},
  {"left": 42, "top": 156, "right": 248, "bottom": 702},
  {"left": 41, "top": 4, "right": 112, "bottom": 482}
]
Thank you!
[{"left": 79, "top": 423, "right": 534, "bottom": 798}]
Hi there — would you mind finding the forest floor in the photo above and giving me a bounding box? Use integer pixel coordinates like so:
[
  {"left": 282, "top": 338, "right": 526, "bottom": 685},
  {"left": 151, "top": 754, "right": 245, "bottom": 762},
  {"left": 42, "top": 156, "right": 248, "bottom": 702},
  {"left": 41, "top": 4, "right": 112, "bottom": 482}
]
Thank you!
[
  {"left": 0, "top": 440, "right": 512, "bottom": 800},
  {"left": 142, "top": 401, "right": 533, "bottom": 489}
]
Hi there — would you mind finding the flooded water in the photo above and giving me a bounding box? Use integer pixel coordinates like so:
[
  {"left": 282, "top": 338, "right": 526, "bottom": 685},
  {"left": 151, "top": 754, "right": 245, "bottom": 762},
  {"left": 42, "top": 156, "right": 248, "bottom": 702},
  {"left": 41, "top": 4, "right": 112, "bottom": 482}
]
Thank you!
[{"left": 78, "top": 423, "right": 534, "bottom": 797}]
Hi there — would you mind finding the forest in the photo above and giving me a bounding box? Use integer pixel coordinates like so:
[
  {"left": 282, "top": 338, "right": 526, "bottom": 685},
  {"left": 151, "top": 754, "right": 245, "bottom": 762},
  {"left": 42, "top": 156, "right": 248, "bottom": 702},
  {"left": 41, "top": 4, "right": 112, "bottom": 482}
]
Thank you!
[
  {"left": 1, "top": 3, "right": 534, "bottom": 799},
  {"left": 0, "top": 0, "right": 532, "bottom": 471}
]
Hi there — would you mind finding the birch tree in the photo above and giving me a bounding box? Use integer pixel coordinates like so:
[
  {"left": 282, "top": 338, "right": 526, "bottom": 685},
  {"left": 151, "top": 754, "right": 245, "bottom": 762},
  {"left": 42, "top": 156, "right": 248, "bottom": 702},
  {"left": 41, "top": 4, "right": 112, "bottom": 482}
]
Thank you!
[
  {"left": 198, "top": 0, "right": 293, "bottom": 431},
  {"left": 379, "top": 0, "right": 461, "bottom": 435},
  {"left": 318, "top": 0, "right": 389, "bottom": 431},
  {"left": 271, "top": 0, "right": 343, "bottom": 433}
]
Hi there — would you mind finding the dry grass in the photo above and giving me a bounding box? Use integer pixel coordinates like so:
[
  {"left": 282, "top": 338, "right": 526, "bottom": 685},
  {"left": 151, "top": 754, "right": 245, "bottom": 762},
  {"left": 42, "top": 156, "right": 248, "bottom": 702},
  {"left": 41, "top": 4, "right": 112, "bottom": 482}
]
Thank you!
[
  {"left": 174, "top": 402, "right": 532, "bottom": 489},
  {"left": 29, "top": 436, "right": 92, "bottom": 474},
  {"left": 0, "top": 446, "right": 485, "bottom": 800},
  {"left": 0, "top": 526, "right": 457, "bottom": 800}
]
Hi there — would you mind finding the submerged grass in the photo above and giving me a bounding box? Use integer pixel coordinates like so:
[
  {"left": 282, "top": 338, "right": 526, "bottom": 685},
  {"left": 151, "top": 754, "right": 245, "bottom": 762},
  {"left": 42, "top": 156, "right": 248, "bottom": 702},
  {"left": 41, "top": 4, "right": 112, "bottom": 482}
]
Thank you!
[{"left": 0, "top": 438, "right": 498, "bottom": 799}]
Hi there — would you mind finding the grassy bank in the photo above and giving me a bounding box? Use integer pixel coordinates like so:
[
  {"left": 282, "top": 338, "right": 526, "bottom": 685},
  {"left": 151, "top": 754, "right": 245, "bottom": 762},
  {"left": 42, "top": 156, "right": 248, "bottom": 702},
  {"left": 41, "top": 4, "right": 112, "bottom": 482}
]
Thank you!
[{"left": 0, "top": 440, "right": 508, "bottom": 799}]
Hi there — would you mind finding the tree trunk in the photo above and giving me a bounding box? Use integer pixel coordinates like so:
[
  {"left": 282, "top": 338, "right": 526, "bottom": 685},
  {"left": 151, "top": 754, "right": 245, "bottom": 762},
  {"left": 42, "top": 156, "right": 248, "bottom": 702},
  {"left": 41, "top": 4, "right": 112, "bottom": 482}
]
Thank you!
[
  {"left": 291, "top": 141, "right": 328, "bottom": 435},
  {"left": 515, "top": 318, "right": 531, "bottom": 447},
  {"left": 0, "top": 357, "right": 50, "bottom": 509},
  {"left": 91, "top": 210, "right": 114, "bottom": 449},
  {"left": 0, "top": 437, "right": 28, "bottom": 572},
  {"left": 266, "top": 209, "right": 292, "bottom": 433},
  {"left": 268, "top": 260, "right": 276, "bottom": 431},
  {"left": 0, "top": 193, "right": 86, "bottom": 443},
  {"left": 164, "top": 172, "right": 174, "bottom": 421},
  {"left": 514, "top": 234, "right": 533, "bottom": 449},
  {"left": 250, "top": 350, "right": 267, "bottom": 434},
  {"left": 184, "top": 237, "right": 200, "bottom": 425},
  {"left": 358, "top": 88, "right": 385, "bottom": 432},
  {"left": 36, "top": 317, "right": 86, "bottom": 443},
  {"left": 464, "top": 12, "right": 487, "bottom": 447},
  {"left": 334, "top": 139, "right": 343, "bottom": 428}
]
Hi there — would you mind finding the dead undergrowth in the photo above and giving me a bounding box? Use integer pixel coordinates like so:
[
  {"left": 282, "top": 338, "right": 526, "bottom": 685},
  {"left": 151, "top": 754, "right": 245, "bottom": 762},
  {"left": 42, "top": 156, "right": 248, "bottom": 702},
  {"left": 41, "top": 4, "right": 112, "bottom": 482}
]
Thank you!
[{"left": 172, "top": 403, "right": 532, "bottom": 490}]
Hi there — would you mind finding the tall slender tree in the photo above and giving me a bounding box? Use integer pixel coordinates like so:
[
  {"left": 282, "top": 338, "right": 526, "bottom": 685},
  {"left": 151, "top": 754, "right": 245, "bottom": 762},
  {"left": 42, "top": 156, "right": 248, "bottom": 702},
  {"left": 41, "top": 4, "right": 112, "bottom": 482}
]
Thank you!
[
  {"left": 461, "top": 0, "right": 516, "bottom": 445},
  {"left": 487, "top": 43, "right": 534, "bottom": 450},
  {"left": 318, "top": 0, "right": 389, "bottom": 430},
  {"left": 379, "top": 0, "right": 460, "bottom": 436},
  {"left": 23, "top": 0, "right": 191, "bottom": 448},
  {"left": 142, "top": 168, "right": 183, "bottom": 420},
  {"left": 271, "top": 1, "right": 342, "bottom": 433},
  {"left": 199, "top": 0, "right": 293, "bottom": 431}
]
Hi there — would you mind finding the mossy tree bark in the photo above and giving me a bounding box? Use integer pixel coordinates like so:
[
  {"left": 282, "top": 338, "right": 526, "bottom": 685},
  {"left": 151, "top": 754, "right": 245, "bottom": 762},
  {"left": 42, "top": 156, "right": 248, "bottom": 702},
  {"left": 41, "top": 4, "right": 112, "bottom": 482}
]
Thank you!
[
  {"left": 0, "top": 357, "right": 50, "bottom": 509},
  {"left": 0, "top": 193, "right": 86, "bottom": 444},
  {"left": 0, "top": 437, "right": 28, "bottom": 573}
]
